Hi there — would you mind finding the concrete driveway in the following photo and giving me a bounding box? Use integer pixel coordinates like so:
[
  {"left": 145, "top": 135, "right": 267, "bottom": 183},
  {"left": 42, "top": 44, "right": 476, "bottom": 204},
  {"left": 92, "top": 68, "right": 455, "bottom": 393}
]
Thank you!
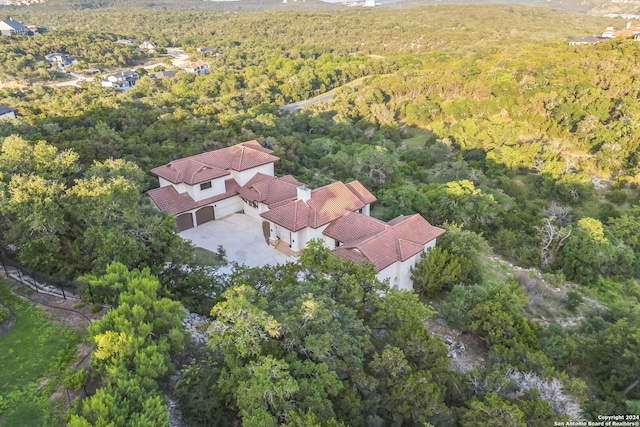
[{"left": 179, "top": 214, "right": 293, "bottom": 267}]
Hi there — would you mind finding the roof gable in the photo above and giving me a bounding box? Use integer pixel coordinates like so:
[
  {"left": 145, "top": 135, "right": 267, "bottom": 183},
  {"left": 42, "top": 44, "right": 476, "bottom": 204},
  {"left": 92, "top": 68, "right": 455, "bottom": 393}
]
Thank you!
[
  {"left": 239, "top": 174, "right": 303, "bottom": 206},
  {"left": 146, "top": 179, "right": 240, "bottom": 214},
  {"left": 331, "top": 214, "right": 445, "bottom": 272},
  {"left": 151, "top": 140, "right": 279, "bottom": 185},
  {"left": 323, "top": 211, "right": 388, "bottom": 243}
]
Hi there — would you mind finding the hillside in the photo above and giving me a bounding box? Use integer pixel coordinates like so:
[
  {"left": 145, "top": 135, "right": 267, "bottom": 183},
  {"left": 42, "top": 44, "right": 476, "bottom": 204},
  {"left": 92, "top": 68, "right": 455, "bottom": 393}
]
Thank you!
[{"left": 1, "top": 4, "right": 639, "bottom": 426}]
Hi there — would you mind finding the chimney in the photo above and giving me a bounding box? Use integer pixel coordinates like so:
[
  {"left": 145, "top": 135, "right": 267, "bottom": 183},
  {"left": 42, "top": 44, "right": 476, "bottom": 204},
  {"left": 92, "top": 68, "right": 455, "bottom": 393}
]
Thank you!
[{"left": 297, "top": 185, "right": 311, "bottom": 202}]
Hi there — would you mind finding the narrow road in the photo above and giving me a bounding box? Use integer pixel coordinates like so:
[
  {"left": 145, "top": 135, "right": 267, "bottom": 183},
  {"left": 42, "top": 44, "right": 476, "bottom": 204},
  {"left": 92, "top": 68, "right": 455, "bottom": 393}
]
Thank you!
[
  {"left": 279, "top": 77, "right": 367, "bottom": 111},
  {"left": 50, "top": 48, "right": 189, "bottom": 88}
]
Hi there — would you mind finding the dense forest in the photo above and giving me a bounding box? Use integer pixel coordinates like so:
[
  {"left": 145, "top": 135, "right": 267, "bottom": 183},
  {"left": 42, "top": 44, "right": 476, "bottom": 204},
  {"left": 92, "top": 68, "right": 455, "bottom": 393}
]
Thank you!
[{"left": 1, "top": 4, "right": 639, "bottom": 426}]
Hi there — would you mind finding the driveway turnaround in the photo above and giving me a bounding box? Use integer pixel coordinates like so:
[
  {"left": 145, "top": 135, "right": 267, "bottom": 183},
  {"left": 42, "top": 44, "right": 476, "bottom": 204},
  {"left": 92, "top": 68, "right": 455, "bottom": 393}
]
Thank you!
[{"left": 179, "top": 214, "right": 293, "bottom": 267}]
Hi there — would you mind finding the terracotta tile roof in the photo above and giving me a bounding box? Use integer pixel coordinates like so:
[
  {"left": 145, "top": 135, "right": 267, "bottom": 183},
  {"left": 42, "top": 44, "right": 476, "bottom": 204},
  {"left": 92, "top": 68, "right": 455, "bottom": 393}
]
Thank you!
[
  {"left": 345, "top": 180, "right": 377, "bottom": 205},
  {"left": 238, "top": 174, "right": 304, "bottom": 207},
  {"left": 392, "top": 214, "right": 446, "bottom": 244},
  {"left": 150, "top": 140, "right": 279, "bottom": 185},
  {"left": 260, "top": 180, "right": 370, "bottom": 230},
  {"left": 146, "top": 179, "right": 241, "bottom": 214},
  {"left": 261, "top": 199, "right": 312, "bottom": 232},
  {"left": 323, "top": 211, "right": 388, "bottom": 243},
  {"left": 307, "top": 181, "right": 367, "bottom": 227},
  {"left": 332, "top": 247, "right": 370, "bottom": 267},
  {"left": 386, "top": 215, "right": 409, "bottom": 226},
  {"left": 242, "top": 172, "right": 273, "bottom": 188},
  {"left": 614, "top": 29, "right": 635, "bottom": 37},
  {"left": 147, "top": 186, "right": 198, "bottom": 214},
  {"left": 331, "top": 214, "right": 445, "bottom": 272}
]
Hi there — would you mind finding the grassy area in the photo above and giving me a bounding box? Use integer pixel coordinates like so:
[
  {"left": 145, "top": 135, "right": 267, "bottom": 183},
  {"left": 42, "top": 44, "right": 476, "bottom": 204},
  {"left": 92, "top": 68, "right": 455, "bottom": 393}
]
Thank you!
[
  {"left": 0, "top": 279, "right": 82, "bottom": 427},
  {"left": 193, "top": 246, "right": 227, "bottom": 267},
  {"left": 402, "top": 127, "right": 433, "bottom": 150}
]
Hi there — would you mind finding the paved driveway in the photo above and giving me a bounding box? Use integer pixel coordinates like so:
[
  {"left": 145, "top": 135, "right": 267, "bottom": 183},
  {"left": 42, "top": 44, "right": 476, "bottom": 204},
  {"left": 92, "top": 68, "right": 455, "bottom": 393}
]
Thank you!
[{"left": 179, "top": 214, "right": 293, "bottom": 267}]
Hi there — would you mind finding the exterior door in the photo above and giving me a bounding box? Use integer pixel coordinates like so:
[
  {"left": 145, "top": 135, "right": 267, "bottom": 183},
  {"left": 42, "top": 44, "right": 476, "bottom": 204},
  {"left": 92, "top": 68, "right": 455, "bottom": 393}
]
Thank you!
[
  {"left": 176, "top": 213, "right": 194, "bottom": 232},
  {"left": 262, "top": 221, "right": 271, "bottom": 244},
  {"left": 195, "top": 206, "right": 215, "bottom": 225}
]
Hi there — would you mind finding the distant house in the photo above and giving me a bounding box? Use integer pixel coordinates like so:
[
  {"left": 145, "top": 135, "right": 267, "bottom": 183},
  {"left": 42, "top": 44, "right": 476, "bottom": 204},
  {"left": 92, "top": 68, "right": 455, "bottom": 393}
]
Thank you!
[
  {"left": 116, "top": 39, "right": 134, "bottom": 45},
  {"left": 571, "top": 22, "right": 640, "bottom": 45},
  {"left": 569, "top": 35, "right": 607, "bottom": 46},
  {"left": 149, "top": 70, "right": 177, "bottom": 79},
  {"left": 26, "top": 24, "right": 48, "bottom": 35},
  {"left": 196, "top": 46, "right": 215, "bottom": 55},
  {"left": 138, "top": 40, "right": 157, "bottom": 53},
  {"left": 0, "top": 18, "right": 29, "bottom": 37},
  {"left": 183, "top": 62, "right": 209, "bottom": 75},
  {"left": 0, "top": 106, "right": 16, "bottom": 120},
  {"left": 101, "top": 71, "right": 140, "bottom": 91},
  {"left": 44, "top": 53, "right": 77, "bottom": 70},
  {"left": 146, "top": 140, "right": 445, "bottom": 290}
]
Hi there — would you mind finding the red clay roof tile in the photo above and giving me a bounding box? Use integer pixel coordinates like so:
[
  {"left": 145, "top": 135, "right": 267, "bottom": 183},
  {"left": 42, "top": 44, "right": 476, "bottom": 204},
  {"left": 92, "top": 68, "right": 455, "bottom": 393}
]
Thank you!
[
  {"left": 331, "top": 214, "right": 445, "bottom": 271},
  {"left": 151, "top": 140, "right": 279, "bottom": 185},
  {"left": 146, "top": 179, "right": 241, "bottom": 214}
]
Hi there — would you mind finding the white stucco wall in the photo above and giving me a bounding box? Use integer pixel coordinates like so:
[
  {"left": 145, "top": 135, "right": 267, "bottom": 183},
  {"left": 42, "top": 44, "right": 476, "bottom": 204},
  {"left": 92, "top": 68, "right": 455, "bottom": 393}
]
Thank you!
[
  {"left": 298, "top": 224, "right": 332, "bottom": 250},
  {"left": 158, "top": 177, "right": 172, "bottom": 188},
  {"left": 244, "top": 201, "right": 269, "bottom": 221},
  {"left": 231, "top": 163, "right": 274, "bottom": 186},
  {"left": 0, "top": 111, "right": 16, "bottom": 120},
  {"left": 174, "top": 182, "right": 194, "bottom": 199},
  {"left": 376, "top": 263, "right": 398, "bottom": 288},
  {"left": 424, "top": 239, "right": 437, "bottom": 251},
  {"left": 193, "top": 177, "right": 227, "bottom": 202},
  {"left": 213, "top": 196, "right": 243, "bottom": 219}
]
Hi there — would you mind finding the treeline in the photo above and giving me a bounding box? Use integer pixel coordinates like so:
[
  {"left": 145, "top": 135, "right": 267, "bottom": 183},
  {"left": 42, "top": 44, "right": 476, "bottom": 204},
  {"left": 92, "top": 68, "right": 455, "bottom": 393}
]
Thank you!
[{"left": 13, "top": 6, "right": 611, "bottom": 55}]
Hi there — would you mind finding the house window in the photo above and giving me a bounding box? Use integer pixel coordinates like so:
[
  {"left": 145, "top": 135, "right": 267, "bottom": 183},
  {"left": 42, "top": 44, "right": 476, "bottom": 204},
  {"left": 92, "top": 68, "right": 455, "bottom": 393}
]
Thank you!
[
  {"left": 250, "top": 201, "right": 258, "bottom": 209},
  {"left": 200, "top": 182, "right": 212, "bottom": 190},
  {"left": 335, "top": 240, "right": 341, "bottom": 247}
]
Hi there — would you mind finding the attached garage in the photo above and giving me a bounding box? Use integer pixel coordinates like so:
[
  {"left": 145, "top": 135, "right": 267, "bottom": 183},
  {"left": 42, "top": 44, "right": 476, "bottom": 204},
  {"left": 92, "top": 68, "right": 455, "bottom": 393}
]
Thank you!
[
  {"left": 196, "top": 206, "right": 215, "bottom": 225},
  {"left": 214, "top": 196, "right": 243, "bottom": 219},
  {"left": 176, "top": 213, "right": 194, "bottom": 232}
]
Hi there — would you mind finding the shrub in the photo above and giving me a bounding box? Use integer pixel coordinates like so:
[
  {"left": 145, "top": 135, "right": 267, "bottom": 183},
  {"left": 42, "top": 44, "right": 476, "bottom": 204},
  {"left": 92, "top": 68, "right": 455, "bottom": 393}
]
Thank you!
[
  {"left": 0, "top": 305, "right": 9, "bottom": 324},
  {"left": 606, "top": 189, "right": 627, "bottom": 205},
  {"left": 64, "top": 369, "right": 88, "bottom": 390},
  {"left": 90, "top": 304, "right": 103, "bottom": 313},
  {"left": 565, "top": 290, "right": 583, "bottom": 313},
  {"left": 0, "top": 395, "right": 7, "bottom": 415}
]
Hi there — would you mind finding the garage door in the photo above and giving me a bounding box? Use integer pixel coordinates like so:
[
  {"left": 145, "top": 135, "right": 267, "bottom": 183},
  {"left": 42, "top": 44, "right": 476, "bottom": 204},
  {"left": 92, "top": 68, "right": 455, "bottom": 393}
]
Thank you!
[
  {"left": 196, "top": 206, "right": 215, "bottom": 225},
  {"left": 176, "top": 213, "right": 194, "bottom": 232}
]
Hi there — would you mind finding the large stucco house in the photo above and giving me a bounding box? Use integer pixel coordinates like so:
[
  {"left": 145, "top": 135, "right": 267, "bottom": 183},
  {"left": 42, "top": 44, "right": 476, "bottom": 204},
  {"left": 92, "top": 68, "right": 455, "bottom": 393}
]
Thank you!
[{"left": 147, "top": 140, "right": 444, "bottom": 290}]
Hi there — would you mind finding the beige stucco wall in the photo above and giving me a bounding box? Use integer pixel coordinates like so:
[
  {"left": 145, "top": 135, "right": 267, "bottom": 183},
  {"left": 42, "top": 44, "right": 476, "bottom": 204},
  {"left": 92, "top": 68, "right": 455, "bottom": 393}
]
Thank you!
[
  {"left": 213, "top": 196, "right": 243, "bottom": 219},
  {"left": 231, "top": 163, "right": 274, "bottom": 186},
  {"left": 193, "top": 176, "right": 227, "bottom": 202},
  {"left": 244, "top": 201, "right": 269, "bottom": 221}
]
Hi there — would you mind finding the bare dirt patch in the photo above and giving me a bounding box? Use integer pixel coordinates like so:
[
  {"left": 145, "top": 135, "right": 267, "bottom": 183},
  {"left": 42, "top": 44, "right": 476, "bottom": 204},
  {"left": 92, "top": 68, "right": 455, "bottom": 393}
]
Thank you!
[{"left": 425, "top": 317, "right": 488, "bottom": 373}]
